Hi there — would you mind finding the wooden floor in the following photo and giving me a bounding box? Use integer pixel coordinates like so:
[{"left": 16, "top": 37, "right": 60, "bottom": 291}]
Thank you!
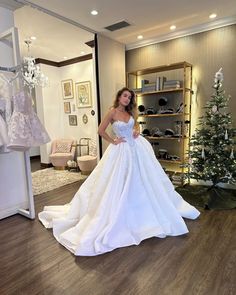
[{"left": 0, "top": 182, "right": 235, "bottom": 295}]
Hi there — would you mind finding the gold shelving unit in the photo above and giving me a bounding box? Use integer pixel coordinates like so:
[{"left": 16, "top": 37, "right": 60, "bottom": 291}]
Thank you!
[{"left": 127, "top": 61, "right": 193, "bottom": 184}]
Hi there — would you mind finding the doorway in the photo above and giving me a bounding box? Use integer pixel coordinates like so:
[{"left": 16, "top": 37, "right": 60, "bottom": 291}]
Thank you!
[{"left": 14, "top": 5, "right": 99, "bottom": 196}]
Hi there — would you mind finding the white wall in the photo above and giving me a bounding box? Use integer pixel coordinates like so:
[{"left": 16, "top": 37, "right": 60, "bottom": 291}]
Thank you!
[
  {"left": 61, "top": 59, "right": 98, "bottom": 143},
  {"left": 0, "top": 7, "right": 29, "bottom": 219},
  {"left": 97, "top": 34, "right": 126, "bottom": 153},
  {"left": 29, "top": 147, "right": 40, "bottom": 157},
  {"left": 35, "top": 64, "right": 63, "bottom": 163},
  {"left": 36, "top": 58, "right": 97, "bottom": 163}
]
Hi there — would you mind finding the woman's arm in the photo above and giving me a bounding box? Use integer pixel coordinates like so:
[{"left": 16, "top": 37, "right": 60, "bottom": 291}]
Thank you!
[
  {"left": 98, "top": 109, "right": 125, "bottom": 145},
  {"left": 133, "top": 120, "right": 140, "bottom": 138}
]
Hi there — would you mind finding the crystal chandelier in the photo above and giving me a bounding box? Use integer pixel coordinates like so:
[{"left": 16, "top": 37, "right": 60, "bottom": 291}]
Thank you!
[{"left": 22, "top": 39, "right": 48, "bottom": 88}]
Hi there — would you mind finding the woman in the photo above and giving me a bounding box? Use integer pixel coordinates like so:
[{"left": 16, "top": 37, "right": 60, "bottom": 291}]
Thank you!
[{"left": 39, "top": 87, "right": 200, "bottom": 256}]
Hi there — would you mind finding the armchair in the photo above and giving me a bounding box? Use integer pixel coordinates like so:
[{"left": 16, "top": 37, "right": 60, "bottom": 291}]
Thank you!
[
  {"left": 77, "top": 138, "right": 97, "bottom": 175},
  {"left": 49, "top": 139, "right": 77, "bottom": 169}
]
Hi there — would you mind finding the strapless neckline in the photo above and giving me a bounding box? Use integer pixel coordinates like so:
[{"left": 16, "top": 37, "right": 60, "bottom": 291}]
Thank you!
[{"left": 112, "top": 116, "right": 133, "bottom": 125}]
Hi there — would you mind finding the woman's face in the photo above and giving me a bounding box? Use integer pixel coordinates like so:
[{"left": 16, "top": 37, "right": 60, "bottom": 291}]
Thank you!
[{"left": 119, "top": 90, "right": 132, "bottom": 106}]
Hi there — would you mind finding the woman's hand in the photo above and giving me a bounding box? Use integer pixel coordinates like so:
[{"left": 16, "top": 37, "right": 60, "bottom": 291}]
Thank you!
[
  {"left": 113, "top": 137, "right": 126, "bottom": 145},
  {"left": 133, "top": 130, "right": 139, "bottom": 139}
]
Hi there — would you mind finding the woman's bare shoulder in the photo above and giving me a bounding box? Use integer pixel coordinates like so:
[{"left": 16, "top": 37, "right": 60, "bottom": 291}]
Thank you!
[
  {"left": 107, "top": 107, "right": 117, "bottom": 117},
  {"left": 109, "top": 107, "right": 116, "bottom": 112}
]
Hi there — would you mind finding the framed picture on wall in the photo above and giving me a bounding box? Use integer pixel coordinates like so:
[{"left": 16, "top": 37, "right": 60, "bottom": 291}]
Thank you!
[
  {"left": 69, "top": 115, "right": 77, "bottom": 126},
  {"left": 75, "top": 81, "right": 92, "bottom": 108},
  {"left": 61, "top": 79, "right": 74, "bottom": 99},
  {"left": 64, "top": 102, "right": 71, "bottom": 113}
]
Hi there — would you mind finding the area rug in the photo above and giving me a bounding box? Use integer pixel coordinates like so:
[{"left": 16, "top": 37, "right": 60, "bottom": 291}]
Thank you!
[{"left": 32, "top": 168, "right": 87, "bottom": 196}]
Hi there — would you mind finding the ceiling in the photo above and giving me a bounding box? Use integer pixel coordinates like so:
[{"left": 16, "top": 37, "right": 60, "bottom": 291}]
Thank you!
[
  {"left": 1, "top": 0, "right": 236, "bottom": 60},
  {"left": 13, "top": 5, "right": 94, "bottom": 62},
  {"left": 15, "top": 0, "right": 236, "bottom": 47}
]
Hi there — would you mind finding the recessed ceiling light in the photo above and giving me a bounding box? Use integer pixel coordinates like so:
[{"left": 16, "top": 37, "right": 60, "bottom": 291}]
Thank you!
[
  {"left": 63, "top": 56, "right": 68, "bottom": 59},
  {"left": 209, "top": 13, "right": 217, "bottom": 19},
  {"left": 137, "top": 35, "right": 143, "bottom": 40},
  {"left": 81, "top": 51, "right": 85, "bottom": 55},
  {"left": 170, "top": 25, "right": 176, "bottom": 30},
  {"left": 91, "top": 10, "right": 98, "bottom": 15},
  {"left": 30, "top": 36, "right": 36, "bottom": 40}
]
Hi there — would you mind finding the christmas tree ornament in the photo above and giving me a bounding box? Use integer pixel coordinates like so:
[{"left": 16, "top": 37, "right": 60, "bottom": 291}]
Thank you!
[
  {"left": 215, "top": 68, "right": 224, "bottom": 82},
  {"left": 201, "top": 147, "right": 205, "bottom": 159},
  {"left": 230, "top": 148, "right": 234, "bottom": 159},
  {"left": 212, "top": 105, "right": 218, "bottom": 113},
  {"left": 225, "top": 130, "right": 228, "bottom": 140}
]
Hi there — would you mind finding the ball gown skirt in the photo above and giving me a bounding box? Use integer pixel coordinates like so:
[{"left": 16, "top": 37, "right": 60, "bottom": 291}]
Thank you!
[{"left": 39, "top": 117, "right": 200, "bottom": 256}]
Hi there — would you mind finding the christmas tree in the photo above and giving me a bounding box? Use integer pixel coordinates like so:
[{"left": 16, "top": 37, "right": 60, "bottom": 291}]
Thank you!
[{"left": 185, "top": 68, "right": 236, "bottom": 187}]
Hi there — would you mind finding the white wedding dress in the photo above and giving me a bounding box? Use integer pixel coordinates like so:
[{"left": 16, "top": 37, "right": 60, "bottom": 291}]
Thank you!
[{"left": 39, "top": 116, "right": 200, "bottom": 256}]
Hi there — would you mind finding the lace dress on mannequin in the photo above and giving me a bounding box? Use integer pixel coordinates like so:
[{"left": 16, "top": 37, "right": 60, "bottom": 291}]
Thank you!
[{"left": 7, "top": 81, "right": 50, "bottom": 151}]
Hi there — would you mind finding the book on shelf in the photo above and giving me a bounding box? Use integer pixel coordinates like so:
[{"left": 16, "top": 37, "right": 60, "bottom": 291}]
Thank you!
[
  {"left": 140, "top": 80, "right": 156, "bottom": 92},
  {"left": 163, "top": 80, "right": 182, "bottom": 89},
  {"left": 163, "top": 85, "right": 181, "bottom": 89},
  {"left": 143, "top": 84, "right": 156, "bottom": 92},
  {"left": 141, "top": 79, "right": 150, "bottom": 92},
  {"left": 139, "top": 78, "right": 183, "bottom": 91},
  {"left": 164, "top": 79, "right": 181, "bottom": 84},
  {"left": 156, "top": 76, "right": 167, "bottom": 91}
]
